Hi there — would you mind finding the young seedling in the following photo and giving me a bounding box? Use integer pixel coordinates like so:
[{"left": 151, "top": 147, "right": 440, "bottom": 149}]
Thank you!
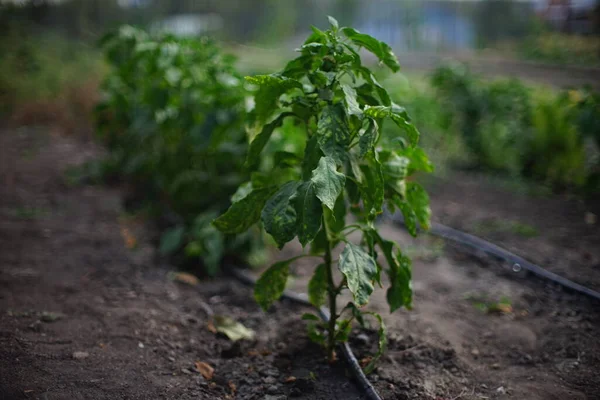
[{"left": 214, "top": 16, "right": 432, "bottom": 367}]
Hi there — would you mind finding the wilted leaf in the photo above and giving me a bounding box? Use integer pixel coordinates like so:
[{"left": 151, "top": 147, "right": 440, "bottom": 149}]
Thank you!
[
  {"left": 195, "top": 361, "right": 214, "bottom": 380},
  {"left": 169, "top": 271, "right": 199, "bottom": 286},
  {"left": 213, "top": 315, "right": 256, "bottom": 341}
]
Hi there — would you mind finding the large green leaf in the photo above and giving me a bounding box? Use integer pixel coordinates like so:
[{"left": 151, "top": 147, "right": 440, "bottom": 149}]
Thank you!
[
  {"left": 342, "top": 28, "right": 400, "bottom": 73},
  {"left": 317, "top": 104, "right": 351, "bottom": 164},
  {"left": 246, "top": 74, "right": 302, "bottom": 124},
  {"left": 302, "top": 134, "right": 324, "bottom": 181},
  {"left": 311, "top": 156, "right": 346, "bottom": 211},
  {"left": 293, "top": 181, "right": 323, "bottom": 246},
  {"left": 213, "top": 186, "right": 278, "bottom": 234},
  {"left": 359, "top": 154, "right": 384, "bottom": 218},
  {"left": 359, "top": 119, "right": 378, "bottom": 157},
  {"left": 246, "top": 112, "right": 292, "bottom": 169},
  {"left": 338, "top": 243, "right": 377, "bottom": 306},
  {"left": 261, "top": 181, "right": 300, "bottom": 248},
  {"left": 342, "top": 84, "right": 362, "bottom": 117},
  {"left": 325, "top": 191, "right": 346, "bottom": 235},
  {"left": 254, "top": 256, "right": 301, "bottom": 311},
  {"left": 386, "top": 252, "right": 413, "bottom": 312},
  {"left": 308, "top": 263, "right": 328, "bottom": 307}
]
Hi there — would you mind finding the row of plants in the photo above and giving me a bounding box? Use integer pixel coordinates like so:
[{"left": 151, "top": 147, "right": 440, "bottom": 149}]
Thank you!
[
  {"left": 408, "top": 65, "right": 599, "bottom": 191},
  {"left": 96, "top": 18, "right": 432, "bottom": 364}
]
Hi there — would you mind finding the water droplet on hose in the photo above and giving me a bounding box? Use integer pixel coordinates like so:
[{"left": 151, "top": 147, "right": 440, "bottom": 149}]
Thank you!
[{"left": 512, "top": 263, "right": 522, "bottom": 272}]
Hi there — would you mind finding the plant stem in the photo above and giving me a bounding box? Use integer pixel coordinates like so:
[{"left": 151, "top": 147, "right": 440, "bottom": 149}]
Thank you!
[{"left": 323, "top": 216, "right": 337, "bottom": 362}]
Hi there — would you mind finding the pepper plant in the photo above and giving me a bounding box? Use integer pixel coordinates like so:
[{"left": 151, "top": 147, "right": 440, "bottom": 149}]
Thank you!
[
  {"left": 214, "top": 17, "right": 432, "bottom": 366},
  {"left": 95, "top": 26, "right": 263, "bottom": 275}
]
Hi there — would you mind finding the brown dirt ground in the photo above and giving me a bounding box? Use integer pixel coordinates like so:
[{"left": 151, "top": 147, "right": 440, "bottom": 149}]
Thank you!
[{"left": 1, "top": 128, "right": 600, "bottom": 400}]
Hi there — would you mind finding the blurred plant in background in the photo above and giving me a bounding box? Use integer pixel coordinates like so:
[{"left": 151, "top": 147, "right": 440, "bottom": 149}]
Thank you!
[{"left": 95, "top": 26, "right": 265, "bottom": 275}]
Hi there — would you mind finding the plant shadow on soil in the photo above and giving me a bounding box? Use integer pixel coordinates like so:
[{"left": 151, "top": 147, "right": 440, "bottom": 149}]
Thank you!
[{"left": 1, "top": 128, "right": 600, "bottom": 400}]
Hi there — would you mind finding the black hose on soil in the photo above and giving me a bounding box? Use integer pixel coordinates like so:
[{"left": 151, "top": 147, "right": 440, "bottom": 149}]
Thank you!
[
  {"left": 229, "top": 267, "right": 383, "bottom": 400},
  {"left": 385, "top": 212, "right": 600, "bottom": 302}
]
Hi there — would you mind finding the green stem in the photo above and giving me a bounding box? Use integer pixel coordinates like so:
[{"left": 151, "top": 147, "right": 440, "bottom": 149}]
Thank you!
[{"left": 322, "top": 215, "right": 337, "bottom": 362}]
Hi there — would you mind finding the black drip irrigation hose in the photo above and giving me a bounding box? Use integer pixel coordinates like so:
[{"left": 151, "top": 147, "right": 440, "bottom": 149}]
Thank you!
[
  {"left": 385, "top": 212, "right": 600, "bottom": 302},
  {"left": 229, "top": 267, "right": 383, "bottom": 400}
]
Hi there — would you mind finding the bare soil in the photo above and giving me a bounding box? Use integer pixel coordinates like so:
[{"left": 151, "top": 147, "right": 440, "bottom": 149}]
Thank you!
[{"left": 1, "top": 128, "right": 599, "bottom": 400}]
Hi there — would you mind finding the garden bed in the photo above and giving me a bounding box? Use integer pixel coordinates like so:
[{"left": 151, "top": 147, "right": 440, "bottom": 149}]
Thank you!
[{"left": 1, "top": 128, "right": 598, "bottom": 400}]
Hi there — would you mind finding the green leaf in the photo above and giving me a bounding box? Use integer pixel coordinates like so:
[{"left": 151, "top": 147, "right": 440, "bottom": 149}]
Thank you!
[
  {"left": 308, "top": 263, "right": 328, "bottom": 307},
  {"left": 364, "top": 106, "right": 420, "bottom": 146},
  {"left": 359, "top": 154, "right": 384, "bottom": 218},
  {"left": 327, "top": 16, "right": 339, "bottom": 29},
  {"left": 246, "top": 75, "right": 302, "bottom": 124},
  {"left": 317, "top": 104, "right": 351, "bottom": 164},
  {"left": 261, "top": 181, "right": 300, "bottom": 248},
  {"left": 231, "top": 181, "right": 253, "bottom": 202},
  {"left": 359, "top": 119, "right": 378, "bottom": 157},
  {"left": 403, "top": 147, "right": 434, "bottom": 174},
  {"left": 362, "top": 312, "right": 387, "bottom": 374},
  {"left": 309, "top": 226, "right": 328, "bottom": 256},
  {"left": 342, "top": 84, "right": 362, "bottom": 116},
  {"left": 325, "top": 192, "right": 346, "bottom": 235},
  {"left": 302, "top": 134, "right": 324, "bottom": 181},
  {"left": 335, "top": 319, "right": 353, "bottom": 342},
  {"left": 159, "top": 226, "right": 185, "bottom": 255},
  {"left": 380, "top": 151, "right": 409, "bottom": 180},
  {"left": 397, "top": 200, "right": 417, "bottom": 237},
  {"left": 305, "top": 26, "right": 328, "bottom": 45},
  {"left": 386, "top": 252, "right": 413, "bottom": 312},
  {"left": 368, "top": 231, "right": 412, "bottom": 311},
  {"left": 274, "top": 151, "right": 302, "bottom": 169},
  {"left": 213, "top": 315, "right": 256, "bottom": 341},
  {"left": 342, "top": 28, "right": 400, "bottom": 72},
  {"left": 254, "top": 256, "right": 300, "bottom": 310},
  {"left": 338, "top": 243, "right": 377, "bottom": 306},
  {"left": 347, "top": 303, "right": 366, "bottom": 327},
  {"left": 293, "top": 181, "right": 323, "bottom": 246},
  {"left": 302, "top": 313, "right": 320, "bottom": 321},
  {"left": 246, "top": 112, "right": 292, "bottom": 169},
  {"left": 214, "top": 186, "right": 278, "bottom": 234},
  {"left": 406, "top": 182, "right": 431, "bottom": 230},
  {"left": 311, "top": 156, "right": 346, "bottom": 211}
]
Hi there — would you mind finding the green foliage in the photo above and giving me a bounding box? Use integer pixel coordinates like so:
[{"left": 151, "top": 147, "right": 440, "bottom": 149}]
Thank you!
[
  {"left": 430, "top": 65, "right": 598, "bottom": 190},
  {"left": 516, "top": 33, "right": 600, "bottom": 67},
  {"left": 214, "top": 17, "right": 432, "bottom": 364},
  {"left": 96, "top": 26, "right": 257, "bottom": 274},
  {"left": 0, "top": 26, "right": 104, "bottom": 117}
]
